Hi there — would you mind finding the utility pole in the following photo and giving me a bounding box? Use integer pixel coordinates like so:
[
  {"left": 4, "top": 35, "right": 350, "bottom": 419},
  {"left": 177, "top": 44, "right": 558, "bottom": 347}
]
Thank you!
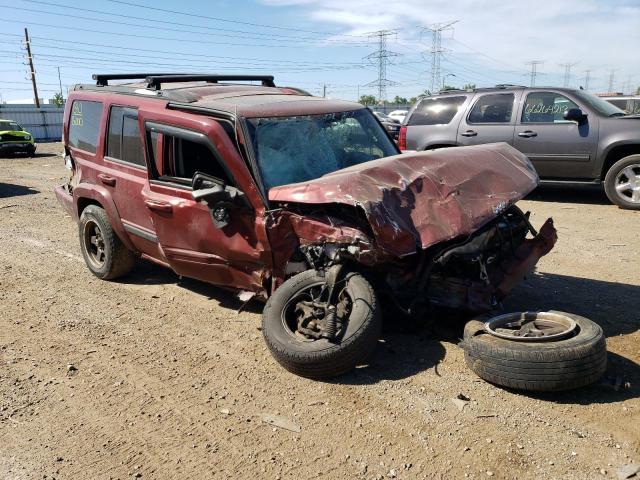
[
  {"left": 584, "top": 70, "right": 591, "bottom": 91},
  {"left": 57, "top": 66, "right": 63, "bottom": 101},
  {"left": 23, "top": 28, "right": 40, "bottom": 107},
  {"left": 423, "top": 21, "right": 458, "bottom": 93},
  {"left": 608, "top": 70, "right": 615, "bottom": 92},
  {"left": 322, "top": 84, "right": 326, "bottom": 98},
  {"left": 525, "top": 61, "right": 543, "bottom": 87},
  {"left": 559, "top": 62, "right": 577, "bottom": 87},
  {"left": 364, "top": 29, "right": 400, "bottom": 104}
]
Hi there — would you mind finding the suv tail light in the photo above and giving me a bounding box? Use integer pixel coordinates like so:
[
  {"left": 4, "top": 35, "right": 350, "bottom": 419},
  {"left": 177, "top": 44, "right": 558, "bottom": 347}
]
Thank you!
[{"left": 398, "top": 126, "right": 407, "bottom": 151}]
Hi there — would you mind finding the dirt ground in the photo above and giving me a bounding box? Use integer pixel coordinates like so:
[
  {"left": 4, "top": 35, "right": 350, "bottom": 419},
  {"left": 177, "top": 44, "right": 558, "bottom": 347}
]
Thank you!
[{"left": 1, "top": 142, "right": 638, "bottom": 480}]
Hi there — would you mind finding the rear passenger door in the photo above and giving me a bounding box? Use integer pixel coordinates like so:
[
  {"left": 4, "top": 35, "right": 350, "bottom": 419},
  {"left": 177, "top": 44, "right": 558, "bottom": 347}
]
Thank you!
[
  {"left": 404, "top": 95, "right": 469, "bottom": 150},
  {"left": 456, "top": 92, "right": 519, "bottom": 146},
  {"left": 103, "top": 106, "right": 162, "bottom": 258}
]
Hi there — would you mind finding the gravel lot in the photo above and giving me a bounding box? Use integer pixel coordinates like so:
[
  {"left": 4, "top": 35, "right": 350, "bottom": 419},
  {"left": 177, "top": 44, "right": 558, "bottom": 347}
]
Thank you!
[{"left": 1, "top": 142, "right": 638, "bottom": 480}]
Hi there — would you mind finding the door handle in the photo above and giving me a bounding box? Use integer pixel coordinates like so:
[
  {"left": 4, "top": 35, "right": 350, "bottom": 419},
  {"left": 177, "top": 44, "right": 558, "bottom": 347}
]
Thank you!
[
  {"left": 518, "top": 130, "right": 538, "bottom": 138},
  {"left": 97, "top": 173, "right": 116, "bottom": 186},
  {"left": 144, "top": 199, "right": 173, "bottom": 213},
  {"left": 460, "top": 130, "right": 478, "bottom": 137}
]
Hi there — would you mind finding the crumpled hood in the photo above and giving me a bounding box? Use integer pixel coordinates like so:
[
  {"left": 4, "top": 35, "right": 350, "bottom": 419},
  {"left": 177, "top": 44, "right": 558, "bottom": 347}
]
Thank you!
[
  {"left": 268, "top": 143, "right": 539, "bottom": 257},
  {"left": 0, "top": 129, "right": 31, "bottom": 139}
]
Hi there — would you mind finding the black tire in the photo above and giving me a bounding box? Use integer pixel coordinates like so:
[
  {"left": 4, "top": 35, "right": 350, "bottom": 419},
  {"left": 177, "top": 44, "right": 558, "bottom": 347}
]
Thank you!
[
  {"left": 604, "top": 155, "right": 640, "bottom": 210},
  {"left": 78, "top": 205, "right": 136, "bottom": 280},
  {"left": 27, "top": 146, "right": 36, "bottom": 157},
  {"left": 262, "top": 269, "right": 382, "bottom": 379},
  {"left": 461, "top": 312, "right": 607, "bottom": 392}
]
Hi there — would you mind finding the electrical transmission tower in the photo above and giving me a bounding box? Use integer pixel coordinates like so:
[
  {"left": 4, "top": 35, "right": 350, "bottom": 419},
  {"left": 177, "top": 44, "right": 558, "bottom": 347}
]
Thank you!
[
  {"left": 364, "top": 30, "right": 400, "bottom": 103},
  {"left": 559, "top": 62, "right": 577, "bottom": 87},
  {"left": 423, "top": 21, "right": 458, "bottom": 93},
  {"left": 608, "top": 70, "right": 616, "bottom": 92},
  {"left": 583, "top": 70, "right": 591, "bottom": 91},
  {"left": 525, "top": 61, "right": 543, "bottom": 87}
]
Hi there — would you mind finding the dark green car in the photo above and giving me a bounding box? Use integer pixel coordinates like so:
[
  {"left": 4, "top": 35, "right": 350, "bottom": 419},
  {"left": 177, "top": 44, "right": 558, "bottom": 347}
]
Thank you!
[{"left": 0, "top": 119, "right": 36, "bottom": 156}]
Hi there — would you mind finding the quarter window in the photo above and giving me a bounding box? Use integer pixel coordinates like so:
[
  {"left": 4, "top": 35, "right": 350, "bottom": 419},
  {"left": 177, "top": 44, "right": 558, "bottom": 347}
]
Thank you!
[
  {"left": 106, "top": 106, "right": 145, "bottom": 167},
  {"left": 408, "top": 96, "right": 466, "bottom": 126},
  {"left": 468, "top": 94, "right": 514, "bottom": 123},
  {"left": 68, "top": 100, "right": 102, "bottom": 153},
  {"left": 521, "top": 92, "right": 579, "bottom": 123}
]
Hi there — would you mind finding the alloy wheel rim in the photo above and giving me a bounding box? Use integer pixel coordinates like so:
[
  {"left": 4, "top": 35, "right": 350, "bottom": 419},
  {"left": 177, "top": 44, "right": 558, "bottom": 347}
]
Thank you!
[
  {"left": 484, "top": 311, "right": 577, "bottom": 342},
  {"left": 614, "top": 164, "right": 640, "bottom": 204},
  {"left": 83, "top": 220, "right": 106, "bottom": 268}
]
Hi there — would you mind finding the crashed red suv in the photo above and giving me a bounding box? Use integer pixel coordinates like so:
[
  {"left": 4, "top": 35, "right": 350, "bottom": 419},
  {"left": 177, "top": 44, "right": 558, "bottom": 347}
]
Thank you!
[{"left": 55, "top": 73, "right": 556, "bottom": 378}]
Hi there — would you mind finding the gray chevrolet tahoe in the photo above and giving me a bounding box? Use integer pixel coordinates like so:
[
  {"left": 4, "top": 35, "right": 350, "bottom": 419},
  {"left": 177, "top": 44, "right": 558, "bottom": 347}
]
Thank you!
[{"left": 400, "top": 86, "right": 640, "bottom": 209}]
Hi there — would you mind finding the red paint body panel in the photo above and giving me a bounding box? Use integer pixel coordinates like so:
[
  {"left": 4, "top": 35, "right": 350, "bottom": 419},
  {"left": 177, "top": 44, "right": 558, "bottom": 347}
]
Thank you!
[{"left": 269, "top": 143, "right": 538, "bottom": 257}]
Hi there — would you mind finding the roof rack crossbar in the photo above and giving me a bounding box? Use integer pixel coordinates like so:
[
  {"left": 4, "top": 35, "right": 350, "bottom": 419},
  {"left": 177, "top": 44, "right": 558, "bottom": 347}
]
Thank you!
[
  {"left": 92, "top": 73, "right": 191, "bottom": 87},
  {"left": 144, "top": 74, "right": 275, "bottom": 90}
]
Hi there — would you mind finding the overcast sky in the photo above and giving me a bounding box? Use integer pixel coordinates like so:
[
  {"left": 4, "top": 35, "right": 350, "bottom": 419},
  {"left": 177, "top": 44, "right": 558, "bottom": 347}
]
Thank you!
[{"left": 1, "top": 0, "right": 638, "bottom": 102}]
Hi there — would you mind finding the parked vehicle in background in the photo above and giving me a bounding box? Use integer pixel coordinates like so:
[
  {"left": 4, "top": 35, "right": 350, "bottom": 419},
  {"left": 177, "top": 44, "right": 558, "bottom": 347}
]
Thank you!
[
  {"left": 372, "top": 110, "right": 400, "bottom": 140},
  {"left": 54, "top": 73, "right": 557, "bottom": 379},
  {"left": 388, "top": 109, "right": 409, "bottom": 123},
  {"left": 0, "top": 119, "right": 36, "bottom": 156},
  {"left": 601, "top": 95, "right": 640, "bottom": 115},
  {"left": 400, "top": 85, "right": 640, "bottom": 209}
]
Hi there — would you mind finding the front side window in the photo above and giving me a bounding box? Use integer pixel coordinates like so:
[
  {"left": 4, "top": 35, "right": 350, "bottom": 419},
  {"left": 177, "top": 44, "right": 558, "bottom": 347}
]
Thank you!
[
  {"left": 468, "top": 94, "right": 515, "bottom": 124},
  {"left": 246, "top": 109, "right": 398, "bottom": 190},
  {"left": 521, "top": 92, "right": 579, "bottom": 123},
  {"left": 158, "top": 135, "right": 232, "bottom": 186},
  {"left": 106, "top": 106, "right": 145, "bottom": 167},
  {"left": 68, "top": 100, "right": 102, "bottom": 153},
  {"left": 407, "top": 96, "right": 466, "bottom": 126}
]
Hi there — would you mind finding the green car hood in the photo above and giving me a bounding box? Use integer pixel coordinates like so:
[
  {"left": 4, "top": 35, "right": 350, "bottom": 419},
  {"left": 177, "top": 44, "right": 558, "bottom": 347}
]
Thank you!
[{"left": 0, "top": 129, "right": 34, "bottom": 141}]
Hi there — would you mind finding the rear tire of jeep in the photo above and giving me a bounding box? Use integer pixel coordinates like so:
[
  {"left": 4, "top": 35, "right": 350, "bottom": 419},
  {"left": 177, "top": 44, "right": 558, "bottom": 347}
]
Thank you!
[
  {"left": 262, "top": 269, "right": 382, "bottom": 379},
  {"left": 604, "top": 155, "right": 640, "bottom": 210},
  {"left": 79, "top": 205, "right": 136, "bottom": 280},
  {"left": 461, "top": 312, "right": 607, "bottom": 392}
]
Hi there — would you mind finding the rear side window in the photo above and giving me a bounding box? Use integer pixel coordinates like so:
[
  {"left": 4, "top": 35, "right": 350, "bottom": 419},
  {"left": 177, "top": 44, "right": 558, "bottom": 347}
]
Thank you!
[
  {"left": 408, "top": 96, "right": 466, "bottom": 126},
  {"left": 468, "top": 93, "right": 514, "bottom": 123},
  {"left": 106, "top": 106, "right": 145, "bottom": 167},
  {"left": 68, "top": 100, "right": 102, "bottom": 153}
]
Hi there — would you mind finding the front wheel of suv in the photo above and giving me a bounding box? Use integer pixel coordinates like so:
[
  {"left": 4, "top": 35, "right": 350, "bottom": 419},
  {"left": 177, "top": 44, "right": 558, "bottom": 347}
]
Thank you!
[
  {"left": 604, "top": 155, "right": 640, "bottom": 210},
  {"left": 79, "top": 205, "right": 136, "bottom": 280}
]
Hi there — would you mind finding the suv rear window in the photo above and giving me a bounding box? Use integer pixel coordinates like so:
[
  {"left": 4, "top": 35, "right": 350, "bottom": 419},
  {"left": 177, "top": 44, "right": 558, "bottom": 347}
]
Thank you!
[
  {"left": 407, "top": 96, "right": 466, "bottom": 126},
  {"left": 68, "top": 100, "right": 102, "bottom": 153}
]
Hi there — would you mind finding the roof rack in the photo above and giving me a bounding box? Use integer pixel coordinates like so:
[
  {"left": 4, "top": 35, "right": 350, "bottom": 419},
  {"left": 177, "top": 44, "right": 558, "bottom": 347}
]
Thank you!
[
  {"left": 145, "top": 74, "right": 276, "bottom": 90},
  {"left": 92, "top": 73, "right": 190, "bottom": 87},
  {"left": 494, "top": 84, "right": 526, "bottom": 89}
]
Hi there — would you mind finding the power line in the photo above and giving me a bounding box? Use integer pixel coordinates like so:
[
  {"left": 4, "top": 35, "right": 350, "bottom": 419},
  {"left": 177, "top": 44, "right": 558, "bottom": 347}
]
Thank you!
[
  {"left": 525, "top": 61, "right": 543, "bottom": 86},
  {"left": 363, "top": 30, "right": 400, "bottom": 102}
]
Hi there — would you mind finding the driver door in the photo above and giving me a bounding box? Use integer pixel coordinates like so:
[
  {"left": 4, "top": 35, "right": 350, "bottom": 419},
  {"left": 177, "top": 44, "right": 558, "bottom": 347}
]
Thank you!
[{"left": 142, "top": 121, "right": 268, "bottom": 292}]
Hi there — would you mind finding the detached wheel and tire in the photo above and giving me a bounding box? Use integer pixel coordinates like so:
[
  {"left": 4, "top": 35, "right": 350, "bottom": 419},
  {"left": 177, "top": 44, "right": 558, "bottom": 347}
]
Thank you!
[
  {"left": 604, "top": 155, "right": 640, "bottom": 210},
  {"left": 262, "top": 269, "right": 382, "bottom": 379},
  {"left": 79, "top": 205, "right": 136, "bottom": 280},
  {"left": 462, "top": 311, "right": 607, "bottom": 392}
]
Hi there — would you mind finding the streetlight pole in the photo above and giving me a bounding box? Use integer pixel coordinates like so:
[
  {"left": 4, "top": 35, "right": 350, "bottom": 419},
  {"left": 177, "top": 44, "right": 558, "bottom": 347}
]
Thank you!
[{"left": 442, "top": 73, "right": 456, "bottom": 90}]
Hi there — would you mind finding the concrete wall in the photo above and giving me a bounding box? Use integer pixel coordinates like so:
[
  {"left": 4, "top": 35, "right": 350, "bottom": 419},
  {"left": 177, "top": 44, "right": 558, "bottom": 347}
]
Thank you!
[{"left": 0, "top": 104, "right": 64, "bottom": 142}]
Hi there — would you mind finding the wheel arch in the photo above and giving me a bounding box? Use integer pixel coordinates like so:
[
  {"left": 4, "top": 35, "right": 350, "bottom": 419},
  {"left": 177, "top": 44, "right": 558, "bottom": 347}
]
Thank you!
[
  {"left": 73, "top": 183, "right": 136, "bottom": 251},
  {"left": 601, "top": 143, "right": 640, "bottom": 180}
]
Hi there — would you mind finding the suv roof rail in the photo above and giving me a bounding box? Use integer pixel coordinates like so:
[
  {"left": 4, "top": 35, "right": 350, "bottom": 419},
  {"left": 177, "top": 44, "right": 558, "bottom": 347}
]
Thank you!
[
  {"left": 145, "top": 74, "right": 276, "bottom": 90},
  {"left": 494, "top": 84, "right": 526, "bottom": 89},
  {"left": 92, "top": 73, "right": 191, "bottom": 87}
]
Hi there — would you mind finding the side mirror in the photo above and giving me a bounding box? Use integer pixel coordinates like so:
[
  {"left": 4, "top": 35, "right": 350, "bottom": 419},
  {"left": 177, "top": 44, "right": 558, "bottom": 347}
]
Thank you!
[
  {"left": 563, "top": 108, "right": 587, "bottom": 124},
  {"left": 191, "top": 172, "right": 247, "bottom": 229}
]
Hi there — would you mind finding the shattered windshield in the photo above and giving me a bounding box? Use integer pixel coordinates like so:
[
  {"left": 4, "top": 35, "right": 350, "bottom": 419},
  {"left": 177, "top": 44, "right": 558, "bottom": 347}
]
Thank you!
[{"left": 246, "top": 109, "right": 399, "bottom": 190}]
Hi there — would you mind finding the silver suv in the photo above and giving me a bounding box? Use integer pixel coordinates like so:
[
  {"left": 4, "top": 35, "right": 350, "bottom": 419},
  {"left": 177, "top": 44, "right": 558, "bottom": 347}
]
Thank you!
[{"left": 400, "top": 85, "right": 640, "bottom": 209}]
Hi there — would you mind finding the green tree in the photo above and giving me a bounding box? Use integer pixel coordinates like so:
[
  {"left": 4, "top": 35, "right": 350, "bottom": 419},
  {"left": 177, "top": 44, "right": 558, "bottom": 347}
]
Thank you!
[
  {"left": 636, "top": 86, "right": 640, "bottom": 95},
  {"left": 463, "top": 83, "right": 476, "bottom": 90},
  {"left": 441, "top": 84, "right": 457, "bottom": 91},
  {"left": 51, "top": 92, "right": 64, "bottom": 107},
  {"left": 393, "top": 95, "right": 408, "bottom": 104},
  {"left": 409, "top": 97, "right": 418, "bottom": 104},
  {"left": 359, "top": 94, "right": 377, "bottom": 106}
]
